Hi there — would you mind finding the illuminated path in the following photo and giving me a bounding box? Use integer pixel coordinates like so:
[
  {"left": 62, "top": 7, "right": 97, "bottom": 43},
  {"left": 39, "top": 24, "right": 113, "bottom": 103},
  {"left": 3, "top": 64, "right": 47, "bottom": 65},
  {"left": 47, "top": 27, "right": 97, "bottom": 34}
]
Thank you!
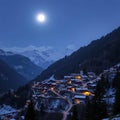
[{"left": 51, "top": 90, "right": 73, "bottom": 120}]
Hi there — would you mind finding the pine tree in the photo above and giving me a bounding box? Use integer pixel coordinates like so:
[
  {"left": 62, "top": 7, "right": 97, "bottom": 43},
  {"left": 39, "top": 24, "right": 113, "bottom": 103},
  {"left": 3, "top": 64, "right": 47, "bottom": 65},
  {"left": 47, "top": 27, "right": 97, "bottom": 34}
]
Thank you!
[
  {"left": 71, "top": 106, "right": 78, "bottom": 120},
  {"left": 113, "top": 88, "right": 120, "bottom": 115},
  {"left": 85, "top": 100, "right": 108, "bottom": 120},
  {"left": 86, "top": 75, "right": 108, "bottom": 120},
  {"left": 85, "top": 101, "right": 95, "bottom": 120},
  {"left": 112, "top": 72, "right": 120, "bottom": 89},
  {"left": 25, "top": 100, "right": 36, "bottom": 120},
  {"left": 95, "top": 75, "right": 106, "bottom": 101},
  {"left": 112, "top": 72, "right": 120, "bottom": 115},
  {"left": 40, "top": 103, "right": 45, "bottom": 114}
]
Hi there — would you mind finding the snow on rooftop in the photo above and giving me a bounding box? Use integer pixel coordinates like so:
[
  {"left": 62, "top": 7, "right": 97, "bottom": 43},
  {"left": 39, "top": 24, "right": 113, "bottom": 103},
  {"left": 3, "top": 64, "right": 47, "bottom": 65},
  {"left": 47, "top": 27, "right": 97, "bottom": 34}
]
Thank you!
[
  {"left": 64, "top": 76, "right": 72, "bottom": 78},
  {"left": 74, "top": 95, "right": 86, "bottom": 99},
  {"left": 76, "top": 88, "right": 88, "bottom": 91}
]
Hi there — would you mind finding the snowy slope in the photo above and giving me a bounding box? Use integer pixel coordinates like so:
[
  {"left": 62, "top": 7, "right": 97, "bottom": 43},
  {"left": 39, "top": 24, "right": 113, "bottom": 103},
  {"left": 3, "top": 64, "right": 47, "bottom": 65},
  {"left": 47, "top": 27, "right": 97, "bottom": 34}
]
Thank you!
[
  {"left": 0, "top": 49, "right": 14, "bottom": 56},
  {"left": 0, "top": 104, "right": 17, "bottom": 115},
  {"left": 103, "top": 114, "right": 120, "bottom": 120}
]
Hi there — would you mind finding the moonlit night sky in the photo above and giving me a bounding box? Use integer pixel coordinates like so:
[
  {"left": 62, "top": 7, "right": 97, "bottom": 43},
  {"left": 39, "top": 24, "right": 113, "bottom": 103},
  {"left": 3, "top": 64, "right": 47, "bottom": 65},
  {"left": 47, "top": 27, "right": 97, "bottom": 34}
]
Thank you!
[{"left": 0, "top": 0, "right": 120, "bottom": 51}]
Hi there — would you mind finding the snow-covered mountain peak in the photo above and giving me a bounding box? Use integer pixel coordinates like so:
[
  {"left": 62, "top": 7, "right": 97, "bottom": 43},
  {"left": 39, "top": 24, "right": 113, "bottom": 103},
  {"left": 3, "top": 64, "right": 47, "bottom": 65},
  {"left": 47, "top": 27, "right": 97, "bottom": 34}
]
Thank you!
[
  {"left": 1, "top": 45, "right": 77, "bottom": 69},
  {"left": 19, "top": 49, "right": 62, "bottom": 68},
  {"left": 0, "top": 49, "right": 15, "bottom": 56}
]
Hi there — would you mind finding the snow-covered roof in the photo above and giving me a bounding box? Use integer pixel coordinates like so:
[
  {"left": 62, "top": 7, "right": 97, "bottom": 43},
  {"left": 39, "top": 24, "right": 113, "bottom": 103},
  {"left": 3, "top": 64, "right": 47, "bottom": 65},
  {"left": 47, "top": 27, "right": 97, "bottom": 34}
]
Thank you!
[
  {"left": 76, "top": 88, "right": 88, "bottom": 91},
  {"left": 64, "top": 76, "right": 72, "bottom": 78},
  {"left": 59, "top": 80, "right": 65, "bottom": 82},
  {"left": 74, "top": 95, "right": 86, "bottom": 99}
]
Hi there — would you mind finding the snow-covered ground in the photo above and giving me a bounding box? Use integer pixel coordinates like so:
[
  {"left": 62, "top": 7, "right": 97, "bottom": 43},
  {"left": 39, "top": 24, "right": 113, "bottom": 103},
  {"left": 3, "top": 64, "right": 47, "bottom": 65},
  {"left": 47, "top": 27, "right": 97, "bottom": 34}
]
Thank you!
[
  {"left": 0, "top": 105, "right": 24, "bottom": 120},
  {"left": 103, "top": 114, "right": 120, "bottom": 120},
  {"left": 103, "top": 88, "right": 115, "bottom": 105},
  {"left": 0, "top": 104, "right": 17, "bottom": 115}
]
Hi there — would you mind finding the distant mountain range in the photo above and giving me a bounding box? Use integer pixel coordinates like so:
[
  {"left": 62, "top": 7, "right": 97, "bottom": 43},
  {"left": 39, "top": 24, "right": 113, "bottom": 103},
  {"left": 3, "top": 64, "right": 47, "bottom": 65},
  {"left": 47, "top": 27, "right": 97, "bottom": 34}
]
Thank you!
[
  {"left": 2, "top": 46, "right": 76, "bottom": 69},
  {"left": 35, "top": 27, "right": 120, "bottom": 81},
  {"left": 1, "top": 26, "right": 120, "bottom": 92},
  {"left": 20, "top": 48, "right": 75, "bottom": 69},
  {"left": 0, "top": 49, "right": 43, "bottom": 81},
  {"left": 0, "top": 46, "right": 75, "bottom": 92}
]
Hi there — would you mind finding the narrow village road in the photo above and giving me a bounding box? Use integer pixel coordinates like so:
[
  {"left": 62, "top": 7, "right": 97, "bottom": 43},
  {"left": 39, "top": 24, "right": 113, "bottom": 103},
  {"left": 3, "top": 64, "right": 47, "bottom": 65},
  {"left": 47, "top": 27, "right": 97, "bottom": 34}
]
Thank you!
[
  {"left": 51, "top": 90, "right": 73, "bottom": 120},
  {"left": 35, "top": 101, "right": 39, "bottom": 111},
  {"left": 62, "top": 98, "right": 73, "bottom": 120}
]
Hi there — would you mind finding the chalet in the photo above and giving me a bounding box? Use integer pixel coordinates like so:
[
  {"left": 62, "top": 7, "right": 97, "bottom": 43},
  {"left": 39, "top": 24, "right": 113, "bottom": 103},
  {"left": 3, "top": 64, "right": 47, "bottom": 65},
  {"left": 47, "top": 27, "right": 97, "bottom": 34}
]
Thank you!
[
  {"left": 82, "top": 91, "right": 94, "bottom": 96},
  {"left": 67, "top": 86, "right": 76, "bottom": 92},
  {"left": 73, "top": 95, "right": 86, "bottom": 104},
  {"left": 64, "top": 75, "right": 72, "bottom": 80},
  {"left": 76, "top": 87, "right": 88, "bottom": 93},
  {"left": 67, "top": 80, "right": 72, "bottom": 85},
  {"left": 70, "top": 73, "right": 82, "bottom": 80},
  {"left": 87, "top": 72, "right": 96, "bottom": 78},
  {"left": 50, "top": 87, "right": 55, "bottom": 91},
  {"left": 74, "top": 94, "right": 86, "bottom": 99}
]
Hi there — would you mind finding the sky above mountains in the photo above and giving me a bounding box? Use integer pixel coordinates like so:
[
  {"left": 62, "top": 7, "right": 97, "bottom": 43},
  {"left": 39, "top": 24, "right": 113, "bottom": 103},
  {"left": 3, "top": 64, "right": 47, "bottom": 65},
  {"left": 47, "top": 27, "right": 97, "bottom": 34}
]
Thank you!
[{"left": 0, "top": 0, "right": 120, "bottom": 51}]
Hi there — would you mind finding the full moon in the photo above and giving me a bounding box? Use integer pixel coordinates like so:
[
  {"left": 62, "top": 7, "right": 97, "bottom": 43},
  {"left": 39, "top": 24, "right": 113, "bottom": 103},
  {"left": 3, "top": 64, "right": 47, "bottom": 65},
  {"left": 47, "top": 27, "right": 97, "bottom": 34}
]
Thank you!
[{"left": 36, "top": 14, "right": 46, "bottom": 23}]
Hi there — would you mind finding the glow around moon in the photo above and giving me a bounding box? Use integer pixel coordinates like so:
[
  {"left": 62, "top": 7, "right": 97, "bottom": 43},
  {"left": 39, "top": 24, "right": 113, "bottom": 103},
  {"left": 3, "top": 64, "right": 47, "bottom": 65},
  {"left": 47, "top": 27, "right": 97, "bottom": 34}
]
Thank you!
[{"left": 36, "top": 14, "right": 46, "bottom": 23}]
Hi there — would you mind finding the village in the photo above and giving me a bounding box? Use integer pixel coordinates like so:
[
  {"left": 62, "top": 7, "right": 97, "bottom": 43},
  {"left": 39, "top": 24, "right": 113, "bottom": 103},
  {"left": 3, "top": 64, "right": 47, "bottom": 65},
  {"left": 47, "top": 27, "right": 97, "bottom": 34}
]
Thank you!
[
  {"left": 31, "top": 64, "right": 120, "bottom": 120},
  {"left": 31, "top": 70, "right": 99, "bottom": 117},
  {"left": 0, "top": 64, "right": 120, "bottom": 120}
]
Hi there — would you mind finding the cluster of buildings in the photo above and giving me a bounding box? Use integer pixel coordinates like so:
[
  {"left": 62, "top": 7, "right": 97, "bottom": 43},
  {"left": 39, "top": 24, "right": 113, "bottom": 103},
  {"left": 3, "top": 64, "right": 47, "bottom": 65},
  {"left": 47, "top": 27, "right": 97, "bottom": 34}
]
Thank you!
[
  {"left": 1, "top": 64, "right": 120, "bottom": 119},
  {"left": 32, "top": 71, "right": 99, "bottom": 106}
]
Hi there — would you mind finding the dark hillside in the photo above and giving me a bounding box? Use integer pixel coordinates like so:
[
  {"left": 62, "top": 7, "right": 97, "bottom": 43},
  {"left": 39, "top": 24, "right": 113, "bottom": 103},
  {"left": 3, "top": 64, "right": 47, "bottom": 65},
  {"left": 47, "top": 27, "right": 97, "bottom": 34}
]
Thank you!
[{"left": 35, "top": 27, "right": 120, "bottom": 81}]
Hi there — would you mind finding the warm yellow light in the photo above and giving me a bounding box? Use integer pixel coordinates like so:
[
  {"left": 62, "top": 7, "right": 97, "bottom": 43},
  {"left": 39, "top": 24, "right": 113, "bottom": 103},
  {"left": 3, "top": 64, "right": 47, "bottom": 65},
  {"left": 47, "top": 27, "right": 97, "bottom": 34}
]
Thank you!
[
  {"left": 68, "top": 80, "right": 72, "bottom": 84},
  {"left": 83, "top": 91, "right": 91, "bottom": 96},
  {"left": 75, "top": 75, "right": 81, "bottom": 80},
  {"left": 71, "top": 87, "right": 75, "bottom": 92},
  {"left": 50, "top": 87, "right": 54, "bottom": 91},
  {"left": 74, "top": 99, "right": 80, "bottom": 104}
]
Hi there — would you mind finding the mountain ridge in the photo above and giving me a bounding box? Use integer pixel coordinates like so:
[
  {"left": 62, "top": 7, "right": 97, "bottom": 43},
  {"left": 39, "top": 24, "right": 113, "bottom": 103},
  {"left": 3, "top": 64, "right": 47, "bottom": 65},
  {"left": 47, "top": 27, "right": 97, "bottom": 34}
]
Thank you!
[
  {"left": 35, "top": 27, "right": 120, "bottom": 81},
  {"left": 0, "top": 49, "right": 43, "bottom": 80},
  {"left": 0, "top": 58, "right": 27, "bottom": 92}
]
